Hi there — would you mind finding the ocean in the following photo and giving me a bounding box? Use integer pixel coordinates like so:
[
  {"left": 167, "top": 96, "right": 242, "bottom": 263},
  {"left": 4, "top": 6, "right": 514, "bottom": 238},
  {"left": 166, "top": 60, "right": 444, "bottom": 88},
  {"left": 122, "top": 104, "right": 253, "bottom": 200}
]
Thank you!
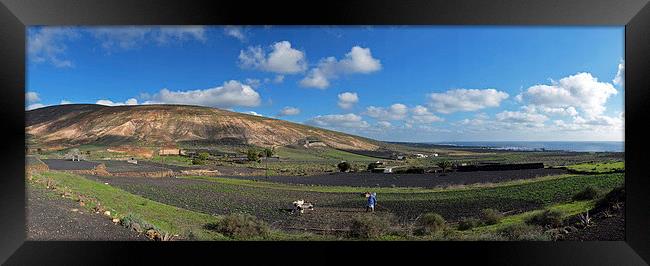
[{"left": 432, "top": 141, "right": 624, "bottom": 152}]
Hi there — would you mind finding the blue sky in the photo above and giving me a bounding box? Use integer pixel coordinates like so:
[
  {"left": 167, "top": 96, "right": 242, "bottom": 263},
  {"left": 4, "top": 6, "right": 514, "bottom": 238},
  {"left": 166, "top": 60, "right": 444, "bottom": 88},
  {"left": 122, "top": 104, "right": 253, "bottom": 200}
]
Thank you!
[{"left": 26, "top": 26, "right": 624, "bottom": 142}]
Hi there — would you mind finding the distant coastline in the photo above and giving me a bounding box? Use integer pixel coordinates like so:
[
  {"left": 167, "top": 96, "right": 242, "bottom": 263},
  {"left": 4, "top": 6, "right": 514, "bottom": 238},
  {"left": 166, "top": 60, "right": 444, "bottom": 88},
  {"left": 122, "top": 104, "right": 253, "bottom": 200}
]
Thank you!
[{"left": 430, "top": 141, "right": 624, "bottom": 153}]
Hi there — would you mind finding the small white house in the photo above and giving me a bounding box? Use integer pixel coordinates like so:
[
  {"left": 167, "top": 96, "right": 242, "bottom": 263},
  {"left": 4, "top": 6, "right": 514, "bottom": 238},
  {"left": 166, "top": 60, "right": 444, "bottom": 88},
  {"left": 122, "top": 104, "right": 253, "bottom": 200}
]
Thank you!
[
  {"left": 432, "top": 153, "right": 439, "bottom": 157},
  {"left": 415, "top": 153, "right": 429, "bottom": 158},
  {"left": 127, "top": 157, "right": 138, "bottom": 164},
  {"left": 383, "top": 167, "right": 394, "bottom": 173}
]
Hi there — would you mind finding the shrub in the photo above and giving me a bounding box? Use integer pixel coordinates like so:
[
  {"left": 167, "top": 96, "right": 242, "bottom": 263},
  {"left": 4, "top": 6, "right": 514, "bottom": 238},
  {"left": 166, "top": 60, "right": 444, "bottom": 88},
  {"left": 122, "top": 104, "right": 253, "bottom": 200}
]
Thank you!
[
  {"left": 526, "top": 210, "right": 564, "bottom": 227},
  {"left": 405, "top": 167, "right": 425, "bottom": 174},
  {"left": 337, "top": 161, "right": 351, "bottom": 172},
  {"left": 367, "top": 162, "right": 381, "bottom": 171},
  {"left": 191, "top": 158, "right": 205, "bottom": 165},
  {"left": 120, "top": 213, "right": 158, "bottom": 233},
  {"left": 457, "top": 217, "right": 481, "bottom": 231},
  {"left": 209, "top": 214, "right": 270, "bottom": 239},
  {"left": 262, "top": 148, "right": 274, "bottom": 158},
  {"left": 572, "top": 186, "right": 601, "bottom": 201},
  {"left": 416, "top": 213, "right": 447, "bottom": 235},
  {"left": 498, "top": 224, "right": 550, "bottom": 241},
  {"left": 481, "top": 208, "right": 503, "bottom": 225},
  {"left": 197, "top": 152, "right": 210, "bottom": 161},
  {"left": 436, "top": 160, "right": 453, "bottom": 173},
  {"left": 595, "top": 185, "right": 625, "bottom": 210},
  {"left": 349, "top": 214, "right": 391, "bottom": 239},
  {"left": 246, "top": 148, "right": 260, "bottom": 162}
]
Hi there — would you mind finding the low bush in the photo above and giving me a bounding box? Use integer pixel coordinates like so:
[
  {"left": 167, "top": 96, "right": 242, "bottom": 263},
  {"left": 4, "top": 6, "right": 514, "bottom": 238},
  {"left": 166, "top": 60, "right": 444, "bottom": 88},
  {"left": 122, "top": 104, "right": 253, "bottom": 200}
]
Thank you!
[
  {"left": 191, "top": 158, "right": 205, "bottom": 165},
  {"left": 572, "top": 186, "right": 601, "bottom": 201},
  {"left": 595, "top": 185, "right": 625, "bottom": 210},
  {"left": 349, "top": 214, "right": 392, "bottom": 239},
  {"left": 337, "top": 161, "right": 351, "bottom": 172},
  {"left": 526, "top": 210, "right": 564, "bottom": 227},
  {"left": 120, "top": 213, "right": 158, "bottom": 233},
  {"left": 416, "top": 213, "right": 447, "bottom": 235},
  {"left": 457, "top": 217, "right": 481, "bottom": 231},
  {"left": 208, "top": 214, "right": 270, "bottom": 239},
  {"left": 481, "top": 208, "right": 503, "bottom": 225},
  {"left": 498, "top": 224, "right": 550, "bottom": 241}
]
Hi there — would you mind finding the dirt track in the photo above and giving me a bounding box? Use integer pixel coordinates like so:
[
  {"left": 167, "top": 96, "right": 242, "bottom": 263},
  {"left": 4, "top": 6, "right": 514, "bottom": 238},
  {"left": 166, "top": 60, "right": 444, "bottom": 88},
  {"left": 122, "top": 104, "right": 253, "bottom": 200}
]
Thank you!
[
  {"left": 221, "top": 168, "right": 568, "bottom": 188},
  {"left": 27, "top": 185, "right": 148, "bottom": 241}
]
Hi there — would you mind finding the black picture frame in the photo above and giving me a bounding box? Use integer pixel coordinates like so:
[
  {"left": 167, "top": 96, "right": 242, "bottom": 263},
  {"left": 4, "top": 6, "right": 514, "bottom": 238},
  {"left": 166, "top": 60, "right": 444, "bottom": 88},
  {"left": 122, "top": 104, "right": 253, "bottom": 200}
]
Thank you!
[{"left": 1, "top": 0, "right": 649, "bottom": 264}]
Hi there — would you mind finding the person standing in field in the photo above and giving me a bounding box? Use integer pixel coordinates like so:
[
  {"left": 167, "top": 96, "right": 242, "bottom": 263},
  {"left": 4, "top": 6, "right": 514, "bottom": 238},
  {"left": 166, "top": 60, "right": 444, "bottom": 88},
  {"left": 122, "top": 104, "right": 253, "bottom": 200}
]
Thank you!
[{"left": 365, "top": 192, "right": 377, "bottom": 212}]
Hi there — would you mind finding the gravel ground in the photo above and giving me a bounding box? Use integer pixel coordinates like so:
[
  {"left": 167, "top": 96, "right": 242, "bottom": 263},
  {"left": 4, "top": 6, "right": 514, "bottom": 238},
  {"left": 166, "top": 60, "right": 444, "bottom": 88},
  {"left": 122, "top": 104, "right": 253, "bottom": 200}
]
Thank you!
[
  {"left": 220, "top": 168, "right": 568, "bottom": 188},
  {"left": 27, "top": 184, "right": 149, "bottom": 241}
]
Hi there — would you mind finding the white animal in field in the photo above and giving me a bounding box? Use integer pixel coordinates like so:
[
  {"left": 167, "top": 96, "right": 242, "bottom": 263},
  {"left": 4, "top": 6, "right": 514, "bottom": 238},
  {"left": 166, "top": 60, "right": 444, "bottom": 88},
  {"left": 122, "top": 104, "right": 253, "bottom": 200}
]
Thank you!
[{"left": 292, "top": 200, "right": 314, "bottom": 214}]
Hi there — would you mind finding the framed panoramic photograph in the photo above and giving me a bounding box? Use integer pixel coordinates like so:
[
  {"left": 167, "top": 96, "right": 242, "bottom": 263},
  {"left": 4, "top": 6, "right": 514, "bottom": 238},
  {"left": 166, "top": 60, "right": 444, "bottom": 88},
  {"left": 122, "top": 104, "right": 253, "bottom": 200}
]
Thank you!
[{"left": 1, "top": 0, "right": 649, "bottom": 264}]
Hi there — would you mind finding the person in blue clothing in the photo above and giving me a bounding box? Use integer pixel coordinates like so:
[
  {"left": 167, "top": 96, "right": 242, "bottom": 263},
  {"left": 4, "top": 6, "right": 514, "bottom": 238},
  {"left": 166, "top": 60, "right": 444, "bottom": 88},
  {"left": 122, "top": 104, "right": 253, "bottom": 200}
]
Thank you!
[{"left": 365, "top": 192, "right": 377, "bottom": 212}]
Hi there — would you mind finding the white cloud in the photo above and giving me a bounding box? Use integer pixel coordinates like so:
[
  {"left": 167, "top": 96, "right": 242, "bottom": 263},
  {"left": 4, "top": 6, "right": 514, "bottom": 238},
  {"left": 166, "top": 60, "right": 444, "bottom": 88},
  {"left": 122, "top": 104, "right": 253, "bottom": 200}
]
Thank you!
[
  {"left": 365, "top": 103, "right": 408, "bottom": 120},
  {"left": 337, "top": 92, "right": 359, "bottom": 109},
  {"left": 410, "top": 105, "right": 444, "bottom": 123},
  {"left": 278, "top": 106, "right": 301, "bottom": 116},
  {"left": 143, "top": 80, "right": 261, "bottom": 108},
  {"left": 156, "top": 26, "right": 206, "bottom": 44},
  {"left": 516, "top": 72, "right": 617, "bottom": 118},
  {"left": 28, "top": 27, "right": 80, "bottom": 68},
  {"left": 496, "top": 110, "right": 548, "bottom": 126},
  {"left": 244, "top": 111, "right": 263, "bottom": 117},
  {"left": 90, "top": 26, "right": 206, "bottom": 51},
  {"left": 26, "top": 103, "right": 47, "bottom": 110},
  {"left": 613, "top": 60, "right": 624, "bottom": 87},
  {"left": 96, "top": 98, "right": 139, "bottom": 106},
  {"left": 427, "top": 88, "right": 509, "bottom": 114},
  {"left": 60, "top": 100, "right": 74, "bottom": 105},
  {"left": 377, "top": 121, "right": 392, "bottom": 128},
  {"left": 245, "top": 78, "right": 262, "bottom": 88},
  {"left": 300, "top": 46, "right": 381, "bottom": 89},
  {"left": 273, "top": 75, "right": 285, "bottom": 83},
  {"left": 239, "top": 41, "right": 307, "bottom": 74},
  {"left": 26, "top": 92, "right": 40, "bottom": 103},
  {"left": 306, "top": 113, "right": 369, "bottom": 129},
  {"left": 224, "top": 26, "right": 247, "bottom": 42}
]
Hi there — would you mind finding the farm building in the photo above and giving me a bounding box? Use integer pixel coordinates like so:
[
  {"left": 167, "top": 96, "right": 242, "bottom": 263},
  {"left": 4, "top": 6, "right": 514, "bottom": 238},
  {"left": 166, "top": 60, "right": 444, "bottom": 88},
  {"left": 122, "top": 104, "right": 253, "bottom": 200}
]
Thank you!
[
  {"left": 304, "top": 139, "right": 327, "bottom": 148},
  {"left": 159, "top": 147, "right": 186, "bottom": 156}
]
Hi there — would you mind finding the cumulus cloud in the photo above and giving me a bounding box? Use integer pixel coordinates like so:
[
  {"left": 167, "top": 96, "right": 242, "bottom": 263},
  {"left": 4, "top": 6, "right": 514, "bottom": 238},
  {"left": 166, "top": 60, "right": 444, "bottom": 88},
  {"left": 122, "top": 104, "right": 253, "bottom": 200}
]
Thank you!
[
  {"left": 365, "top": 103, "right": 408, "bottom": 120},
  {"left": 26, "top": 92, "right": 40, "bottom": 103},
  {"left": 224, "top": 26, "right": 247, "bottom": 42},
  {"left": 278, "top": 106, "right": 301, "bottom": 116},
  {"left": 245, "top": 78, "right": 262, "bottom": 88},
  {"left": 300, "top": 46, "right": 381, "bottom": 89},
  {"left": 28, "top": 27, "right": 80, "bottom": 68},
  {"left": 427, "top": 89, "right": 509, "bottom": 114},
  {"left": 337, "top": 92, "right": 359, "bottom": 109},
  {"left": 613, "top": 60, "right": 624, "bottom": 87},
  {"left": 96, "top": 98, "right": 139, "bottom": 106},
  {"left": 143, "top": 80, "right": 261, "bottom": 108},
  {"left": 60, "top": 100, "right": 74, "bottom": 105},
  {"left": 410, "top": 105, "right": 444, "bottom": 123},
  {"left": 306, "top": 113, "right": 369, "bottom": 129},
  {"left": 516, "top": 72, "right": 617, "bottom": 118},
  {"left": 553, "top": 114, "right": 623, "bottom": 132},
  {"left": 239, "top": 41, "right": 307, "bottom": 74}
]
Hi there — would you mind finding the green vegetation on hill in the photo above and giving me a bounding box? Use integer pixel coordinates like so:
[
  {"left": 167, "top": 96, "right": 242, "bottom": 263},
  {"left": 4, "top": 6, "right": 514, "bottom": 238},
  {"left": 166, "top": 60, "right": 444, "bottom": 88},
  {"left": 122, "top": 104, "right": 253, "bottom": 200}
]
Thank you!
[{"left": 566, "top": 161, "right": 624, "bottom": 174}]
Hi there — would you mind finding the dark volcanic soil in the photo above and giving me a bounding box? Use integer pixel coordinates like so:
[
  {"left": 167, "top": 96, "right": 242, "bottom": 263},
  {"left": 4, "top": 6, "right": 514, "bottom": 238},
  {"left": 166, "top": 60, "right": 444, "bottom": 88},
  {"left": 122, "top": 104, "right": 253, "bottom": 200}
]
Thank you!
[
  {"left": 82, "top": 174, "right": 543, "bottom": 231},
  {"left": 222, "top": 168, "right": 568, "bottom": 188},
  {"left": 42, "top": 159, "right": 100, "bottom": 170},
  {"left": 27, "top": 185, "right": 149, "bottom": 241},
  {"left": 562, "top": 205, "right": 625, "bottom": 241}
]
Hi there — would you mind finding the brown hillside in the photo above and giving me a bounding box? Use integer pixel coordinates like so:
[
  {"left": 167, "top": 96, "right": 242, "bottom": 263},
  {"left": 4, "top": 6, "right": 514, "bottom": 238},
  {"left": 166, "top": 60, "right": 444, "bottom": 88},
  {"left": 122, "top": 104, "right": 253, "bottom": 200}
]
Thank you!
[{"left": 26, "top": 104, "right": 381, "bottom": 150}]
